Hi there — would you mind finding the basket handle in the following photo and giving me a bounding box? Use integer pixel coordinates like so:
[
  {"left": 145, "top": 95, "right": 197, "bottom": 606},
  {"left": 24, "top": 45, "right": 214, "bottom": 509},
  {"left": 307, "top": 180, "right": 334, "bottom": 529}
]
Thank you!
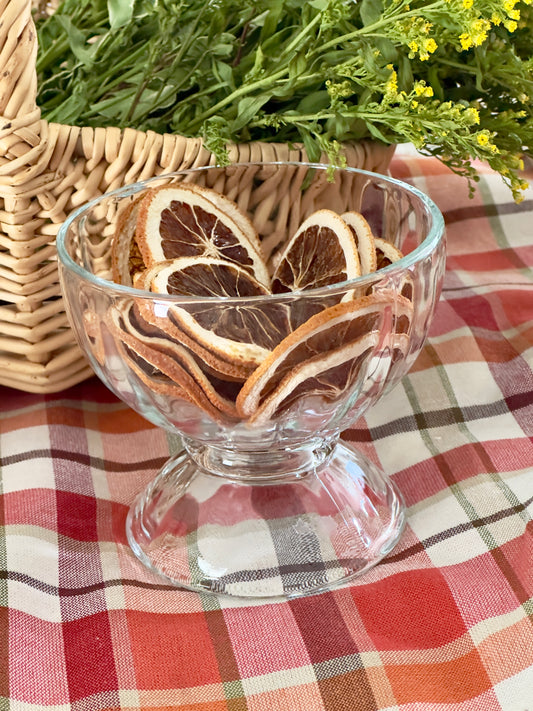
[{"left": 0, "top": 0, "right": 38, "bottom": 120}]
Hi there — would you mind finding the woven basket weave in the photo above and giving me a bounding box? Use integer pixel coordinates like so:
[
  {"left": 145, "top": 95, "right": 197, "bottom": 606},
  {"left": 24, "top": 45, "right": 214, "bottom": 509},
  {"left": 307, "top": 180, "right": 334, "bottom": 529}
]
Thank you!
[{"left": 0, "top": 0, "right": 395, "bottom": 393}]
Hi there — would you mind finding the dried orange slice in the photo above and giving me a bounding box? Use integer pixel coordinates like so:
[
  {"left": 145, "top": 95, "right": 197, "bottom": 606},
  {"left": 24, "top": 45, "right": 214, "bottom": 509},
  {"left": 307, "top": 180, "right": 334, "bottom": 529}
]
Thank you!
[
  {"left": 82, "top": 310, "right": 107, "bottom": 366},
  {"left": 271, "top": 209, "right": 361, "bottom": 293},
  {"left": 109, "top": 306, "right": 239, "bottom": 422},
  {"left": 341, "top": 211, "right": 377, "bottom": 275},
  {"left": 236, "top": 293, "right": 413, "bottom": 422},
  {"left": 135, "top": 183, "right": 270, "bottom": 286},
  {"left": 245, "top": 332, "right": 379, "bottom": 425},
  {"left": 134, "top": 301, "right": 254, "bottom": 381},
  {"left": 140, "top": 256, "right": 290, "bottom": 370},
  {"left": 119, "top": 341, "right": 197, "bottom": 402},
  {"left": 114, "top": 302, "right": 241, "bottom": 418},
  {"left": 111, "top": 195, "right": 145, "bottom": 286},
  {"left": 374, "top": 237, "right": 404, "bottom": 270},
  {"left": 372, "top": 238, "right": 414, "bottom": 301},
  {"left": 144, "top": 256, "right": 271, "bottom": 298}
]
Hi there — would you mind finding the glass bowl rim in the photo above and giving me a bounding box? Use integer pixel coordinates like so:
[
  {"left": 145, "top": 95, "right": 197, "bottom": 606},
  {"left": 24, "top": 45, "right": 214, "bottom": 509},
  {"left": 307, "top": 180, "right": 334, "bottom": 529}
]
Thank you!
[{"left": 56, "top": 160, "right": 445, "bottom": 305}]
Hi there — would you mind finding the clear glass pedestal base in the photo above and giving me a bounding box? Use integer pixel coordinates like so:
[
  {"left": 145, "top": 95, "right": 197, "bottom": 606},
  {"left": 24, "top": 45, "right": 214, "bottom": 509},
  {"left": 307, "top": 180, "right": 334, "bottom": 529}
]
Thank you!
[{"left": 126, "top": 440, "right": 405, "bottom": 599}]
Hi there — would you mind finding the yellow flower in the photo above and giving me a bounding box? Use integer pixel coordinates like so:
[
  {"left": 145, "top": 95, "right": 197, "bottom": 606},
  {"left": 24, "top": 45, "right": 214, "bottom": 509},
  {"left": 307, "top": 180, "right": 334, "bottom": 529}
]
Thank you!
[
  {"left": 463, "top": 0, "right": 473, "bottom": 7},
  {"left": 470, "top": 18, "right": 490, "bottom": 45},
  {"left": 424, "top": 38, "right": 438, "bottom": 54},
  {"left": 491, "top": 13, "right": 502, "bottom": 24},
  {"left": 504, "top": 19, "right": 518, "bottom": 31},
  {"left": 476, "top": 132, "right": 490, "bottom": 146},
  {"left": 408, "top": 40, "right": 419, "bottom": 53},
  {"left": 459, "top": 33, "right": 473, "bottom": 50},
  {"left": 464, "top": 107, "right": 480, "bottom": 124},
  {"left": 385, "top": 67, "right": 398, "bottom": 98}
]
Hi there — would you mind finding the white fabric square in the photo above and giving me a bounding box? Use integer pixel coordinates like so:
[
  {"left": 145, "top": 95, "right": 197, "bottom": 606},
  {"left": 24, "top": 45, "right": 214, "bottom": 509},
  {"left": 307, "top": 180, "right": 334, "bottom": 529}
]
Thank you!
[
  {"left": 8, "top": 577, "right": 62, "bottom": 623},
  {"left": 2, "top": 428, "right": 56, "bottom": 493},
  {"left": 408, "top": 490, "right": 472, "bottom": 541},
  {"left": 7, "top": 532, "right": 59, "bottom": 588},
  {"left": 442, "top": 361, "right": 504, "bottom": 409},
  {"left": 494, "top": 666, "right": 533, "bottom": 709}
]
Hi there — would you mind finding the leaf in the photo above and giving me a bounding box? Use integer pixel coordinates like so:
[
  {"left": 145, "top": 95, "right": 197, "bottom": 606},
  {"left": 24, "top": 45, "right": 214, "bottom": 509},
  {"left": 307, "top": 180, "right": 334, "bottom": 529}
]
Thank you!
[
  {"left": 366, "top": 121, "right": 389, "bottom": 142},
  {"left": 374, "top": 38, "right": 398, "bottom": 63},
  {"left": 427, "top": 65, "right": 443, "bottom": 101},
  {"left": 213, "top": 60, "right": 235, "bottom": 88},
  {"left": 398, "top": 55, "right": 413, "bottom": 90},
  {"left": 308, "top": 0, "right": 328, "bottom": 10},
  {"left": 258, "top": 2, "right": 282, "bottom": 39},
  {"left": 360, "top": 0, "right": 383, "bottom": 27},
  {"left": 302, "top": 131, "right": 322, "bottom": 162},
  {"left": 288, "top": 52, "right": 307, "bottom": 80},
  {"left": 231, "top": 95, "right": 271, "bottom": 132},
  {"left": 297, "top": 90, "right": 330, "bottom": 114},
  {"left": 54, "top": 16, "right": 95, "bottom": 67},
  {"left": 107, "top": 0, "right": 135, "bottom": 30}
]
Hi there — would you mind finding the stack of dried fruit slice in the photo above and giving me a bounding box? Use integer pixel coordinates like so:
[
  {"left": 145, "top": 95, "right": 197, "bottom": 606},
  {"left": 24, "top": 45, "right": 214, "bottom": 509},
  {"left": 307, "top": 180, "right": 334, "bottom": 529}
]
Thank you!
[
  {"left": 108, "top": 182, "right": 412, "bottom": 424},
  {"left": 236, "top": 294, "right": 413, "bottom": 425},
  {"left": 112, "top": 184, "right": 269, "bottom": 287}
]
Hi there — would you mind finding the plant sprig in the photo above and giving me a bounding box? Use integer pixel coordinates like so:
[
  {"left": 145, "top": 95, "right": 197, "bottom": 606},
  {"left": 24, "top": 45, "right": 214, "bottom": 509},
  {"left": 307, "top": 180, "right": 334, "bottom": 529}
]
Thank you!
[{"left": 34, "top": 0, "right": 533, "bottom": 200}]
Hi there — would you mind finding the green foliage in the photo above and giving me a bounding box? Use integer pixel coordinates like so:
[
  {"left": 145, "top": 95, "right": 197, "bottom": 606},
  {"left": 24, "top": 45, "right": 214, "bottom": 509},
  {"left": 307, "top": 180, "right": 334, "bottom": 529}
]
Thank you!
[{"left": 34, "top": 0, "right": 533, "bottom": 200}]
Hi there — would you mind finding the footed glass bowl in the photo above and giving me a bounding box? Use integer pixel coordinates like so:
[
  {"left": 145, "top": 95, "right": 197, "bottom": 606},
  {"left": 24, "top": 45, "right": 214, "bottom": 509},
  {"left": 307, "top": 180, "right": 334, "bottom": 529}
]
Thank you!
[{"left": 56, "top": 161, "right": 445, "bottom": 599}]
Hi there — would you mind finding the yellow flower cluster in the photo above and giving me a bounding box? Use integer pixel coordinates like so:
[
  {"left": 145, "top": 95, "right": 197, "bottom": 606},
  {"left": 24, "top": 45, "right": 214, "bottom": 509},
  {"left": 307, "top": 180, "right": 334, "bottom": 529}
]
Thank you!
[
  {"left": 414, "top": 81, "right": 434, "bottom": 98},
  {"left": 475, "top": 129, "right": 498, "bottom": 151},
  {"left": 395, "top": 16, "right": 439, "bottom": 60},
  {"left": 459, "top": 17, "right": 491, "bottom": 49},
  {"left": 385, "top": 65, "right": 399, "bottom": 99},
  {"left": 433, "top": 0, "right": 530, "bottom": 50},
  {"left": 460, "top": 0, "right": 531, "bottom": 44},
  {"left": 392, "top": 0, "right": 530, "bottom": 59}
]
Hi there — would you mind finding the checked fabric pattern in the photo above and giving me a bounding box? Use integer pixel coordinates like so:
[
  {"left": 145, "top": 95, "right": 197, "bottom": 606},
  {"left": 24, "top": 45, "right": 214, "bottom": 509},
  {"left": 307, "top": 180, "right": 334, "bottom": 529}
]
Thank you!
[{"left": 1, "top": 151, "right": 532, "bottom": 710}]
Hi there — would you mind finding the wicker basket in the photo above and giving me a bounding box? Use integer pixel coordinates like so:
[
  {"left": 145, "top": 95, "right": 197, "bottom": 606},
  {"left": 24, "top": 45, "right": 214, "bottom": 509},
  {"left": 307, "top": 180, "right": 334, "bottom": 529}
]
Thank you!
[{"left": 0, "top": 0, "right": 395, "bottom": 393}]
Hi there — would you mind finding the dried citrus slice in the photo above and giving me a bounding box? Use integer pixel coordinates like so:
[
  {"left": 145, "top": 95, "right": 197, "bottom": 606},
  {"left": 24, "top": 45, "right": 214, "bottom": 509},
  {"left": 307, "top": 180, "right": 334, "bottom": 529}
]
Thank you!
[
  {"left": 114, "top": 302, "right": 241, "bottom": 418},
  {"left": 111, "top": 195, "right": 145, "bottom": 286},
  {"left": 179, "top": 181, "right": 264, "bottom": 256},
  {"left": 374, "top": 237, "right": 404, "bottom": 270},
  {"left": 108, "top": 306, "right": 238, "bottom": 422},
  {"left": 141, "top": 256, "right": 290, "bottom": 370},
  {"left": 236, "top": 293, "right": 413, "bottom": 422},
  {"left": 145, "top": 256, "right": 271, "bottom": 298},
  {"left": 119, "top": 342, "right": 197, "bottom": 402},
  {"left": 372, "top": 239, "right": 414, "bottom": 301},
  {"left": 341, "top": 212, "right": 377, "bottom": 275},
  {"left": 135, "top": 183, "right": 270, "bottom": 286},
  {"left": 82, "top": 310, "right": 107, "bottom": 366},
  {"left": 135, "top": 301, "right": 254, "bottom": 381},
  {"left": 245, "top": 332, "right": 379, "bottom": 425},
  {"left": 271, "top": 209, "right": 361, "bottom": 293}
]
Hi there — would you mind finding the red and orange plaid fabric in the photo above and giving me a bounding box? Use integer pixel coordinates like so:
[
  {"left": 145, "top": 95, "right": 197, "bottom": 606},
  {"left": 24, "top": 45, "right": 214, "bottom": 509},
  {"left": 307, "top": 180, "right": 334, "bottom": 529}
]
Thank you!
[{"left": 1, "top": 151, "right": 532, "bottom": 710}]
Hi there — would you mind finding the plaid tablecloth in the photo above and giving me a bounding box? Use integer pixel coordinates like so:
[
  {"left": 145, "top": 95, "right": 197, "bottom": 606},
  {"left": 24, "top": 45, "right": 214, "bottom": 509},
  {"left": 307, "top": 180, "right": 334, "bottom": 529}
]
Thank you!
[{"left": 1, "top": 151, "right": 532, "bottom": 711}]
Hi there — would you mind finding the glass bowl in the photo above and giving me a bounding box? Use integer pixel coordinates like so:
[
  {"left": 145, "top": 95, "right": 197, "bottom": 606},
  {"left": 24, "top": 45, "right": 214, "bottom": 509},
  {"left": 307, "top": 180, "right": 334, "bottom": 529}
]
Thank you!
[{"left": 56, "top": 161, "right": 445, "bottom": 599}]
